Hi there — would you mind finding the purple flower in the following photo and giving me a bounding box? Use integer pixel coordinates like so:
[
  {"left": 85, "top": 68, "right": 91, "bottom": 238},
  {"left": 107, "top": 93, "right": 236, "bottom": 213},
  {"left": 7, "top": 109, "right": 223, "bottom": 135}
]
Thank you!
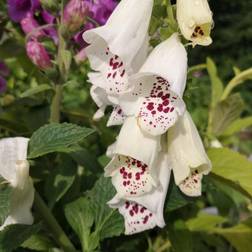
[
  {"left": 7, "top": 0, "right": 40, "bottom": 22},
  {"left": 63, "top": 0, "right": 90, "bottom": 32},
  {"left": 26, "top": 39, "right": 52, "bottom": 70},
  {"left": 89, "top": 0, "right": 117, "bottom": 25},
  {"left": 20, "top": 12, "right": 45, "bottom": 37}
]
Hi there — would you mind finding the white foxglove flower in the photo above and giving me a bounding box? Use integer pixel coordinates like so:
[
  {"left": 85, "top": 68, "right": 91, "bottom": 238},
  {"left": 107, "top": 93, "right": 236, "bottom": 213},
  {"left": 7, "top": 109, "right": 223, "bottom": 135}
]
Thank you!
[
  {"left": 0, "top": 137, "right": 34, "bottom": 231},
  {"left": 167, "top": 111, "right": 211, "bottom": 196},
  {"left": 105, "top": 117, "right": 161, "bottom": 198},
  {"left": 108, "top": 153, "right": 171, "bottom": 235},
  {"left": 119, "top": 33, "right": 187, "bottom": 136},
  {"left": 83, "top": 0, "right": 152, "bottom": 121},
  {"left": 176, "top": 0, "right": 213, "bottom": 46}
]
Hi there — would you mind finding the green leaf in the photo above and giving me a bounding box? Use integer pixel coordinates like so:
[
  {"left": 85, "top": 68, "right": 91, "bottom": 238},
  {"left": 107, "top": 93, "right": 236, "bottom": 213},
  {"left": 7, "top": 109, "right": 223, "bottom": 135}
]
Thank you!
[
  {"left": 0, "top": 177, "right": 12, "bottom": 226},
  {"left": 165, "top": 178, "right": 194, "bottom": 212},
  {"left": 186, "top": 213, "right": 226, "bottom": 232},
  {"left": 45, "top": 156, "right": 77, "bottom": 208},
  {"left": 222, "top": 116, "right": 252, "bottom": 136},
  {"left": 0, "top": 224, "right": 41, "bottom": 252},
  {"left": 28, "top": 123, "right": 95, "bottom": 159},
  {"left": 211, "top": 93, "right": 244, "bottom": 136},
  {"left": 19, "top": 84, "right": 53, "bottom": 98},
  {"left": 169, "top": 220, "right": 193, "bottom": 252},
  {"left": 206, "top": 57, "right": 224, "bottom": 108},
  {"left": 65, "top": 177, "right": 124, "bottom": 252},
  {"left": 221, "top": 67, "right": 252, "bottom": 100},
  {"left": 87, "top": 177, "right": 124, "bottom": 241},
  {"left": 213, "top": 218, "right": 252, "bottom": 252},
  {"left": 208, "top": 148, "right": 252, "bottom": 197},
  {"left": 22, "top": 234, "right": 55, "bottom": 251},
  {"left": 65, "top": 198, "right": 94, "bottom": 252}
]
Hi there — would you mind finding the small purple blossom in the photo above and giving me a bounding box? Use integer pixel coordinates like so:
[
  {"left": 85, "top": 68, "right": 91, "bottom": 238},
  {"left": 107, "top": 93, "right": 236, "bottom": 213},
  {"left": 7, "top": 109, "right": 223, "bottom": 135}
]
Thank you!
[
  {"left": 20, "top": 12, "right": 45, "bottom": 37},
  {"left": 89, "top": 0, "right": 117, "bottom": 25},
  {"left": 26, "top": 39, "right": 52, "bottom": 70},
  {"left": 7, "top": 0, "right": 40, "bottom": 22},
  {"left": 63, "top": 0, "right": 90, "bottom": 32}
]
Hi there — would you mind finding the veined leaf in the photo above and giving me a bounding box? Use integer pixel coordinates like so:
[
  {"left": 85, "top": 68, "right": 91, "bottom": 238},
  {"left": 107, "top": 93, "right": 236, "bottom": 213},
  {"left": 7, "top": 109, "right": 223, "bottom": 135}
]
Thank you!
[
  {"left": 221, "top": 67, "right": 252, "bottom": 100},
  {"left": 222, "top": 116, "right": 252, "bottom": 136},
  {"left": 19, "top": 84, "right": 53, "bottom": 98},
  {"left": 0, "top": 224, "right": 41, "bottom": 252},
  {"left": 186, "top": 213, "right": 226, "bottom": 232},
  {"left": 212, "top": 93, "right": 244, "bottom": 136},
  {"left": 22, "top": 234, "right": 55, "bottom": 251},
  {"left": 206, "top": 57, "right": 224, "bottom": 108},
  {"left": 28, "top": 123, "right": 95, "bottom": 159},
  {"left": 65, "top": 177, "right": 124, "bottom": 252},
  {"left": 0, "top": 176, "right": 12, "bottom": 226},
  {"left": 213, "top": 218, "right": 252, "bottom": 252},
  {"left": 45, "top": 156, "right": 77, "bottom": 208},
  {"left": 208, "top": 148, "right": 252, "bottom": 197}
]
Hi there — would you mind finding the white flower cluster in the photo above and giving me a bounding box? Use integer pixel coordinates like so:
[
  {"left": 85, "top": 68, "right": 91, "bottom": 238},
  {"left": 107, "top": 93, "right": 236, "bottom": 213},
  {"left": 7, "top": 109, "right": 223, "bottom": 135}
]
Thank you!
[{"left": 83, "top": 0, "right": 213, "bottom": 234}]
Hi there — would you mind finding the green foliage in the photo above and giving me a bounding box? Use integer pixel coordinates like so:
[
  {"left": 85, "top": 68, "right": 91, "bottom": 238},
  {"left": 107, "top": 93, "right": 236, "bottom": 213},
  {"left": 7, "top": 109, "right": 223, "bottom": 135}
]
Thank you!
[
  {"left": 0, "top": 224, "right": 41, "bottom": 252},
  {"left": 28, "top": 123, "right": 95, "bottom": 159},
  {"left": 208, "top": 148, "right": 252, "bottom": 197},
  {"left": 0, "top": 177, "right": 12, "bottom": 226},
  {"left": 65, "top": 177, "right": 124, "bottom": 251}
]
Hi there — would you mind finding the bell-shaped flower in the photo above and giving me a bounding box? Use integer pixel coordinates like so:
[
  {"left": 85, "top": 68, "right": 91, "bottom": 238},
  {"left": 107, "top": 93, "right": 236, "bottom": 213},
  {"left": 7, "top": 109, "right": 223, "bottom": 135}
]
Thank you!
[
  {"left": 167, "top": 111, "right": 211, "bottom": 197},
  {"left": 108, "top": 153, "right": 171, "bottom": 235},
  {"left": 119, "top": 33, "right": 187, "bottom": 136},
  {"left": 176, "top": 0, "right": 213, "bottom": 46},
  {"left": 0, "top": 137, "right": 34, "bottom": 231},
  {"left": 105, "top": 117, "right": 162, "bottom": 198},
  {"left": 83, "top": 0, "right": 153, "bottom": 120}
]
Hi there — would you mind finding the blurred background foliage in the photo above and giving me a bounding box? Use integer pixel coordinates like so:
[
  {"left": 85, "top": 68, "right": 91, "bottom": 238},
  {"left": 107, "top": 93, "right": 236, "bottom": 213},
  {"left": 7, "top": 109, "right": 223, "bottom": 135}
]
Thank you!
[{"left": 0, "top": 0, "right": 252, "bottom": 252}]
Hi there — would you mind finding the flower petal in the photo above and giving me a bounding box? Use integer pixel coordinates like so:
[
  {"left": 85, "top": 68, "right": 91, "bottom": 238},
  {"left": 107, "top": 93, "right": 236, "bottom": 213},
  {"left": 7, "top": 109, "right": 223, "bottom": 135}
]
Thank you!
[
  {"left": 107, "top": 117, "right": 161, "bottom": 177},
  {"left": 107, "top": 106, "right": 126, "bottom": 127},
  {"left": 0, "top": 137, "right": 29, "bottom": 185},
  {"left": 167, "top": 111, "right": 212, "bottom": 196},
  {"left": 106, "top": 155, "right": 154, "bottom": 197},
  {"left": 179, "top": 169, "right": 203, "bottom": 197},
  {"left": 108, "top": 153, "right": 171, "bottom": 235},
  {"left": 83, "top": 0, "right": 153, "bottom": 73}
]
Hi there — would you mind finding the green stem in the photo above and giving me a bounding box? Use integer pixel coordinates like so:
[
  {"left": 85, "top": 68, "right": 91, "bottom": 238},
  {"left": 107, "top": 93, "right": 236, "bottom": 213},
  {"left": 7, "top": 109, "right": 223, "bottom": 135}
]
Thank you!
[
  {"left": 50, "top": 84, "right": 63, "bottom": 123},
  {"left": 34, "top": 191, "right": 77, "bottom": 252}
]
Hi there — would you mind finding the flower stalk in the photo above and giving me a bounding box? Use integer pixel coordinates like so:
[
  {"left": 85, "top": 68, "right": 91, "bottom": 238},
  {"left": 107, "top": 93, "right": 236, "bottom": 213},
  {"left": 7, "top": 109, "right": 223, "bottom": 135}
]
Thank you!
[
  {"left": 34, "top": 191, "right": 77, "bottom": 252},
  {"left": 50, "top": 84, "right": 63, "bottom": 123}
]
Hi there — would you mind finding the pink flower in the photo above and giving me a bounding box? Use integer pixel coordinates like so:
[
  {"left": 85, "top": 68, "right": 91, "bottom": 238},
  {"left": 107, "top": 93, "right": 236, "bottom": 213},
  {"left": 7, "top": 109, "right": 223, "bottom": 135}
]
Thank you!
[
  {"left": 26, "top": 40, "right": 52, "bottom": 70},
  {"left": 63, "top": 0, "right": 90, "bottom": 32}
]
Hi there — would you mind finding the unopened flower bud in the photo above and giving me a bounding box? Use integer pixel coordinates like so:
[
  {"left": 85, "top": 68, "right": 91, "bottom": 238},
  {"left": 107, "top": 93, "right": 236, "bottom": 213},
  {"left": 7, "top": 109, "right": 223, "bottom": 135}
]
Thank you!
[
  {"left": 26, "top": 40, "right": 52, "bottom": 70},
  {"left": 21, "top": 13, "right": 45, "bottom": 37},
  {"left": 63, "top": 0, "right": 89, "bottom": 32}
]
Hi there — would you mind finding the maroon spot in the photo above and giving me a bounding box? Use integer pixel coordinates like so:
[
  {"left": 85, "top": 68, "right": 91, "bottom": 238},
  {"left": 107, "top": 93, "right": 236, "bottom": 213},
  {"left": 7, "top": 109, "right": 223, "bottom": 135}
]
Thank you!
[
  {"left": 170, "top": 107, "right": 174, "bottom": 112},
  {"left": 163, "top": 100, "right": 169, "bottom": 106},
  {"left": 129, "top": 210, "right": 134, "bottom": 216}
]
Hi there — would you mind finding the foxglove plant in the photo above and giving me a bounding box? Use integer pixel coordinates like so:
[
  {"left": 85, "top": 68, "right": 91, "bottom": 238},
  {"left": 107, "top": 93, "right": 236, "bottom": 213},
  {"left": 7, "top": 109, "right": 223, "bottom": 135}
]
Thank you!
[{"left": 0, "top": 138, "right": 34, "bottom": 231}]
